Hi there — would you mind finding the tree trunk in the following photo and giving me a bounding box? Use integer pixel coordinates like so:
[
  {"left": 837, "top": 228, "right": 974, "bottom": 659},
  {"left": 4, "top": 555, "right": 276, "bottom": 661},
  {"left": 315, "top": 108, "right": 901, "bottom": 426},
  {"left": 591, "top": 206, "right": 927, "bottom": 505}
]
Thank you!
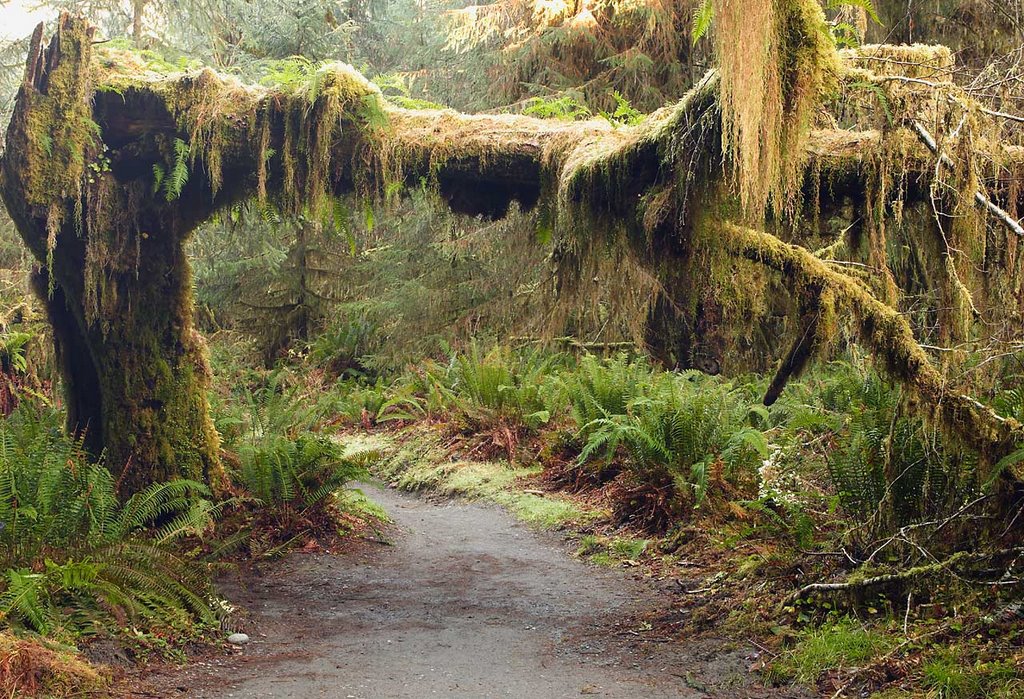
[
  {"left": 0, "top": 16, "right": 225, "bottom": 494},
  {"left": 132, "top": 0, "right": 146, "bottom": 48}
]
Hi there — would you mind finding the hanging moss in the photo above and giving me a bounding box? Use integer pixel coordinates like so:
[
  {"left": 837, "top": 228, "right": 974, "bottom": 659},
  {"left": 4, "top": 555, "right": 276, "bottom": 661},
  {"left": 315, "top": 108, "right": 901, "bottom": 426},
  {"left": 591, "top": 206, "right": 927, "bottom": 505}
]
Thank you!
[
  {"left": 6, "top": 11, "right": 1024, "bottom": 496},
  {"left": 712, "top": 0, "right": 839, "bottom": 219}
]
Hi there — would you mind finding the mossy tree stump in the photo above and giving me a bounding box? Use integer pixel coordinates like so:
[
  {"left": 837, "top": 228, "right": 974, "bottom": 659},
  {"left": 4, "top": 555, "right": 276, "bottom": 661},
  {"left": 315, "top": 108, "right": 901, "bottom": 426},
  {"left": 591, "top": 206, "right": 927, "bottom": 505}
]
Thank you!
[{"left": 0, "top": 18, "right": 225, "bottom": 493}]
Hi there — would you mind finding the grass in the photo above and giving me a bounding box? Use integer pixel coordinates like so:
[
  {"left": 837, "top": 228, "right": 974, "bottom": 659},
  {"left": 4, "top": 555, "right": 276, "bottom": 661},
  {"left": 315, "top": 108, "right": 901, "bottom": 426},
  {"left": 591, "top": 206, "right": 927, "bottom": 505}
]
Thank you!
[
  {"left": 920, "top": 649, "right": 1020, "bottom": 699},
  {"left": 773, "top": 618, "right": 895, "bottom": 684},
  {"left": 576, "top": 534, "right": 649, "bottom": 566}
]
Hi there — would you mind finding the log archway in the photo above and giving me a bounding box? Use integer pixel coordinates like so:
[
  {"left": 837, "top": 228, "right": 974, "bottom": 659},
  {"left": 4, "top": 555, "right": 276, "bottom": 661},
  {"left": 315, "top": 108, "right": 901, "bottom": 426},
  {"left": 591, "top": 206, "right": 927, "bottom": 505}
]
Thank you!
[{"left": 2, "top": 12, "right": 1022, "bottom": 493}]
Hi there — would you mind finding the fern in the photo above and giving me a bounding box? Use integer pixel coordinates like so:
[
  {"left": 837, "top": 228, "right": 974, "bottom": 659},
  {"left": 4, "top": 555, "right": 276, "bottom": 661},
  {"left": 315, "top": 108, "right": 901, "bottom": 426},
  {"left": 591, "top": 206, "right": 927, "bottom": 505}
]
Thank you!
[
  {"left": 809, "top": 363, "right": 977, "bottom": 533},
  {"left": 152, "top": 163, "right": 166, "bottom": 195},
  {"left": 522, "top": 94, "right": 591, "bottom": 120},
  {"left": 235, "top": 432, "right": 363, "bottom": 527},
  {"left": 0, "top": 331, "right": 31, "bottom": 374},
  {"left": 570, "top": 358, "right": 766, "bottom": 526},
  {"left": 826, "top": 0, "right": 881, "bottom": 25},
  {"left": 152, "top": 138, "right": 190, "bottom": 201},
  {"left": 0, "top": 406, "right": 220, "bottom": 638},
  {"left": 598, "top": 91, "right": 643, "bottom": 127},
  {"left": 164, "top": 138, "right": 190, "bottom": 201},
  {"left": 691, "top": 0, "right": 714, "bottom": 45}
]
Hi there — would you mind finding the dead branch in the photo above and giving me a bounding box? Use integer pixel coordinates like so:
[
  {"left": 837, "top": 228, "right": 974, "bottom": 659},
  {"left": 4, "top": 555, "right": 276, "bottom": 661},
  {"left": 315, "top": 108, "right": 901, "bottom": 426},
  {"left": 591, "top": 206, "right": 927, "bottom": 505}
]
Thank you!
[
  {"left": 783, "top": 547, "right": 1024, "bottom": 606},
  {"left": 910, "top": 120, "right": 1024, "bottom": 237}
]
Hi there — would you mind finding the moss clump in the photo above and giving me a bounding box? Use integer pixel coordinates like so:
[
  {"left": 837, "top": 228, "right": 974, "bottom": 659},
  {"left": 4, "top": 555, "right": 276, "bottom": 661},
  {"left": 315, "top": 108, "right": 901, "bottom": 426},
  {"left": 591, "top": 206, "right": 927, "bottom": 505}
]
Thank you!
[
  {"left": 842, "top": 43, "right": 954, "bottom": 79},
  {"left": 493, "top": 491, "right": 594, "bottom": 529}
]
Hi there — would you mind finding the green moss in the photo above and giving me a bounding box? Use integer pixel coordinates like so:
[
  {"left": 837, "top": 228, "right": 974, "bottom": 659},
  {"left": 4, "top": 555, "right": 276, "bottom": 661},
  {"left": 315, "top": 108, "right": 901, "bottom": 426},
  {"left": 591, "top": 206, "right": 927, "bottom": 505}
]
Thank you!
[
  {"left": 375, "top": 428, "right": 601, "bottom": 529},
  {"left": 493, "top": 492, "right": 593, "bottom": 529},
  {"left": 337, "top": 486, "right": 392, "bottom": 525},
  {"left": 13, "top": 19, "right": 96, "bottom": 256},
  {"left": 439, "top": 461, "right": 532, "bottom": 496}
]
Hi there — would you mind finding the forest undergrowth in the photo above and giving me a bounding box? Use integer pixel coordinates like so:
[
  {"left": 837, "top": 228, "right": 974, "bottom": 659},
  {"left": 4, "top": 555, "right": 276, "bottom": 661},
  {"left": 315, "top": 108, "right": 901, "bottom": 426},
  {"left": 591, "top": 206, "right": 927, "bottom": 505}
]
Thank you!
[
  {"left": 320, "top": 339, "right": 1024, "bottom": 698},
  {"left": 0, "top": 319, "right": 385, "bottom": 696},
  {"left": 3, "top": 297, "right": 1024, "bottom": 697}
]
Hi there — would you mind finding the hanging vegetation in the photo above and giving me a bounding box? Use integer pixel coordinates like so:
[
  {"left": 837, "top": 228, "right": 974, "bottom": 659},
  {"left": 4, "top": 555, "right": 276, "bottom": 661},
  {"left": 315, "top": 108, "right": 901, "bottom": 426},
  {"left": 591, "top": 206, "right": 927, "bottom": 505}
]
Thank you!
[{"left": 1, "top": 4, "right": 1023, "bottom": 495}]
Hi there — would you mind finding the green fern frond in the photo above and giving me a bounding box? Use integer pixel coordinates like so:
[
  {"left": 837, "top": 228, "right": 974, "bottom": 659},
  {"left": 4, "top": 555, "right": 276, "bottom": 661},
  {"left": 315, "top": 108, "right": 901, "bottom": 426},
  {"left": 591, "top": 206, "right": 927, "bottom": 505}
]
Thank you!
[
  {"left": 691, "top": 0, "right": 714, "bottom": 45},
  {"left": 165, "top": 138, "right": 191, "bottom": 201}
]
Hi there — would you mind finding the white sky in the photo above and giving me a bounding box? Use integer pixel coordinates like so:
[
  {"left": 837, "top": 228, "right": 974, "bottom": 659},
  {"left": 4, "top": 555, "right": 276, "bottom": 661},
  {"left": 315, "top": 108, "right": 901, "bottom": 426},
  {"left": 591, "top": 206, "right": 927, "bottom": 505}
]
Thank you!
[{"left": 0, "top": 1, "right": 56, "bottom": 41}]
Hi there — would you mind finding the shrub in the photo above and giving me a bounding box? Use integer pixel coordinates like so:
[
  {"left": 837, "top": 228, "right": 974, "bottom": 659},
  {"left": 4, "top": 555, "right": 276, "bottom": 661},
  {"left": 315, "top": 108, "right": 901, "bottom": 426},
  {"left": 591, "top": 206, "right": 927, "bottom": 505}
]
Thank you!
[{"left": 572, "top": 365, "right": 768, "bottom": 529}]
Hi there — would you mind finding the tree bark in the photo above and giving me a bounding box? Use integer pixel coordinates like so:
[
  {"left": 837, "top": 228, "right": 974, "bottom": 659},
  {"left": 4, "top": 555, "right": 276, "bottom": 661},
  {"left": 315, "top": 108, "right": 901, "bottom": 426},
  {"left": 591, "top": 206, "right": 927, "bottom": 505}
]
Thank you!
[{"left": 0, "top": 15, "right": 225, "bottom": 494}]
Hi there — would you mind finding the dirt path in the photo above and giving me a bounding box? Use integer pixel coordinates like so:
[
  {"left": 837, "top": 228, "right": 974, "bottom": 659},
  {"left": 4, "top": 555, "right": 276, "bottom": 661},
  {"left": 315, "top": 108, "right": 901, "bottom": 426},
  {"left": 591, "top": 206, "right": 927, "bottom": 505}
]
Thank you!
[{"left": 139, "top": 483, "right": 785, "bottom": 698}]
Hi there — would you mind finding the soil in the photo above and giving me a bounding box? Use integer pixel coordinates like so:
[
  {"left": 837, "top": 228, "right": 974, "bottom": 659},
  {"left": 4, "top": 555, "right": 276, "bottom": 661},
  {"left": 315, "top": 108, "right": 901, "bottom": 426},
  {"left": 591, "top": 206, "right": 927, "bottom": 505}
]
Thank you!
[{"left": 133, "top": 483, "right": 802, "bottom": 698}]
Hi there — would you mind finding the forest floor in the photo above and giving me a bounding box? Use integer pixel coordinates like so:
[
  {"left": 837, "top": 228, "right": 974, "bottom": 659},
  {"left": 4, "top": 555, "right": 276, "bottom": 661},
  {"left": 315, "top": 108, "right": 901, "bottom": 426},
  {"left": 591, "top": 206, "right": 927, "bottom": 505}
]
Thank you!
[{"left": 129, "top": 481, "right": 803, "bottom": 698}]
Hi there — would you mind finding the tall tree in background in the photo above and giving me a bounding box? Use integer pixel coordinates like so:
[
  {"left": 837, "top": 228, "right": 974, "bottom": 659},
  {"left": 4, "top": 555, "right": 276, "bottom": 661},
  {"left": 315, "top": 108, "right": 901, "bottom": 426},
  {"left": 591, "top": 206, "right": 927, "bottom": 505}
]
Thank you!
[{"left": 445, "top": 0, "right": 708, "bottom": 111}]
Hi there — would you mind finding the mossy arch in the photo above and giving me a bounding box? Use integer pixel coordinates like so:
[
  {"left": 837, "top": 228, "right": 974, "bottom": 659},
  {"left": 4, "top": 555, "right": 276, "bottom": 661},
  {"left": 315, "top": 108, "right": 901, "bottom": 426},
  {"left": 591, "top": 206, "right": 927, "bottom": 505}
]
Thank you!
[{"left": 2, "top": 8, "right": 1023, "bottom": 494}]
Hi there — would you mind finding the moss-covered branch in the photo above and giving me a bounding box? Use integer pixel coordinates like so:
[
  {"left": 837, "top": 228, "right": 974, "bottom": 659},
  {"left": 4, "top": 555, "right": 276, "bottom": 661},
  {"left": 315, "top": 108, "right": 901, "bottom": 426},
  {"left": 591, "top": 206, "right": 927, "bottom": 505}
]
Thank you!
[
  {"left": 3, "top": 8, "right": 1024, "bottom": 493},
  {"left": 718, "top": 219, "right": 1024, "bottom": 479}
]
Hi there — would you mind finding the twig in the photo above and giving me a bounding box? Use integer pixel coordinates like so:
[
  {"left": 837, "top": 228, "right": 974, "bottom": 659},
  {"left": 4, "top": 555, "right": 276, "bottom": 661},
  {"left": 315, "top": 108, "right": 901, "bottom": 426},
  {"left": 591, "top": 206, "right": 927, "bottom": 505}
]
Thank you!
[
  {"left": 784, "top": 547, "right": 1024, "bottom": 606},
  {"left": 903, "top": 591, "right": 912, "bottom": 635},
  {"left": 910, "top": 120, "right": 1024, "bottom": 237},
  {"left": 785, "top": 551, "right": 960, "bottom": 605}
]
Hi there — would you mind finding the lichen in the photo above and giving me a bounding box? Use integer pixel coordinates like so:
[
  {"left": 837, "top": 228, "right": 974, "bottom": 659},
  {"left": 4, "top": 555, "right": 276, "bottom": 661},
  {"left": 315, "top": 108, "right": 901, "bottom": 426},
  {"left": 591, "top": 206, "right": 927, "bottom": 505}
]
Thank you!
[{"left": 712, "top": 0, "right": 840, "bottom": 219}]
